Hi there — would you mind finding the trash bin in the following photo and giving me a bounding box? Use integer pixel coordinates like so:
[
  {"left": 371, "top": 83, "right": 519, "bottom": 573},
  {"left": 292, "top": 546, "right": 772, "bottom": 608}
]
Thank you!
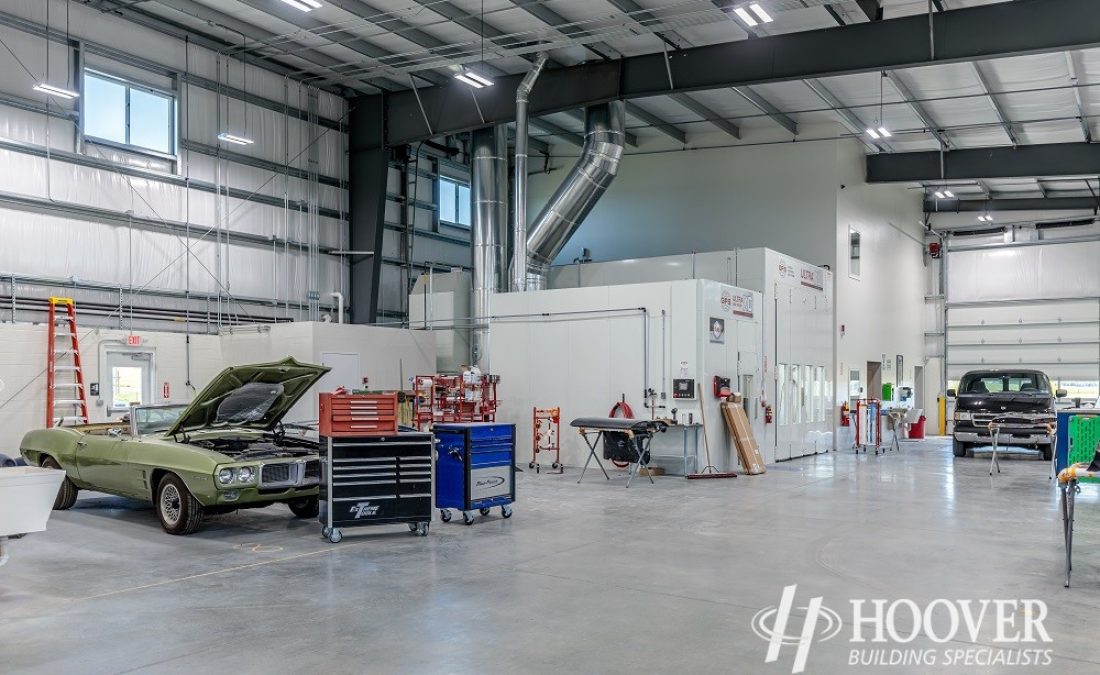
[
  {"left": 0, "top": 466, "right": 66, "bottom": 537},
  {"left": 910, "top": 415, "right": 927, "bottom": 440}
]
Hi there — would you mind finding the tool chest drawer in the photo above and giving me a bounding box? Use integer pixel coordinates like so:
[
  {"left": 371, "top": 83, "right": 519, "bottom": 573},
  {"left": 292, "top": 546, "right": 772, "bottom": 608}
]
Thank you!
[{"left": 319, "top": 393, "right": 399, "bottom": 436}]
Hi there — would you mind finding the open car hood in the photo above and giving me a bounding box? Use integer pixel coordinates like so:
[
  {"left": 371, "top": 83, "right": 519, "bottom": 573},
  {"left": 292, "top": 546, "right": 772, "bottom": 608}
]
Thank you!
[{"left": 166, "top": 357, "right": 330, "bottom": 436}]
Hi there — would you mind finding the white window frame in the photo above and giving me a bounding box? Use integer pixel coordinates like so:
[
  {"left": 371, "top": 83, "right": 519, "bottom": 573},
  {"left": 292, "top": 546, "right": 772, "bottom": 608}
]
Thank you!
[
  {"left": 438, "top": 176, "right": 471, "bottom": 228},
  {"left": 81, "top": 69, "right": 178, "bottom": 160},
  {"left": 848, "top": 226, "right": 862, "bottom": 280}
]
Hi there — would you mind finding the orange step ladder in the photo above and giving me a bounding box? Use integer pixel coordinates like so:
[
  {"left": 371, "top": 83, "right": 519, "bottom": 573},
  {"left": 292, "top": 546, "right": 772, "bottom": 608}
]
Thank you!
[{"left": 46, "top": 297, "right": 89, "bottom": 427}]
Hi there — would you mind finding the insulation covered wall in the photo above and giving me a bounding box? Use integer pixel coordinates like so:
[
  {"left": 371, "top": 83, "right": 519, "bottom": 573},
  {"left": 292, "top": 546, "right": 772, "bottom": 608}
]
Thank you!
[{"left": 0, "top": 1, "right": 348, "bottom": 328}]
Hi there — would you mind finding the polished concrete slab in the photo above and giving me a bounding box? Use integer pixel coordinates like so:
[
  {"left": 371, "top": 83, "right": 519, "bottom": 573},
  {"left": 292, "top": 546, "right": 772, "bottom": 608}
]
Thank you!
[{"left": 2, "top": 437, "right": 1099, "bottom": 674}]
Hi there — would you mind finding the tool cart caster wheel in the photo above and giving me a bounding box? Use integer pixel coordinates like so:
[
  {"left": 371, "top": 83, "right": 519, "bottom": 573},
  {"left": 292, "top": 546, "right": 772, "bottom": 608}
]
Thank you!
[
  {"left": 479, "top": 507, "right": 491, "bottom": 516},
  {"left": 536, "top": 465, "right": 541, "bottom": 474},
  {"left": 528, "top": 462, "right": 535, "bottom": 469},
  {"left": 328, "top": 528, "right": 343, "bottom": 544},
  {"left": 321, "top": 526, "right": 332, "bottom": 539},
  {"left": 408, "top": 523, "right": 418, "bottom": 532},
  {"left": 463, "top": 512, "right": 475, "bottom": 526},
  {"left": 439, "top": 509, "right": 452, "bottom": 522},
  {"left": 552, "top": 462, "right": 560, "bottom": 470},
  {"left": 415, "top": 522, "right": 429, "bottom": 537},
  {"left": 501, "top": 505, "right": 513, "bottom": 519}
]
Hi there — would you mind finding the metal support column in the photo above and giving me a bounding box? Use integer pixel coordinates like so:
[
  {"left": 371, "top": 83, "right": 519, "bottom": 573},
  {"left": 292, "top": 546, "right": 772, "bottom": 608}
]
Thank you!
[{"left": 348, "top": 95, "right": 389, "bottom": 324}]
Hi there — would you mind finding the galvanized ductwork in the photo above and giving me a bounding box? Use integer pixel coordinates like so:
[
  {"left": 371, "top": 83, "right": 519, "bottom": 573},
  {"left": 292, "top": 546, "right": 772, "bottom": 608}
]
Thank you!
[
  {"left": 509, "top": 52, "right": 548, "bottom": 292},
  {"left": 470, "top": 126, "right": 508, "bottom": 370},
  {"left": 525, "top": 101, "right": 625, "bottom": 289}
]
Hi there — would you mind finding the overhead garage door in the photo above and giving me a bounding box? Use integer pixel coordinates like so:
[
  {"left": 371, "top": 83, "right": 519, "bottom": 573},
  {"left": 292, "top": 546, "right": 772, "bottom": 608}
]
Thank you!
[{"left": 945, "top": 236, "right": 1100, "bottom": 400}]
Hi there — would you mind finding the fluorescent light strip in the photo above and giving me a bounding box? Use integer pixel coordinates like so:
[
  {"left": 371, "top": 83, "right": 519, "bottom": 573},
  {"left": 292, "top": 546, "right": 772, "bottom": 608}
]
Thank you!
[
  {"left": 749, "top": 3, "right": 773, "bottom": 23},
  {"left": 33, "top": 83, "right": 79, "bottom": 99},
  {"left": 943, "top": 190, "right": 954, "bottom": 198},
  {"left": 279, "top": 0, "right": 319, "bottom": 11},
  {"left": 877, "top": 127, "right": 892, "bottom": 138},
  {"left": 464, "top": 72, "right": 494, "bottom": 87},
  {"left": 934, "top": 191, "right": 945, "bottom": 199},
  {"left": 733, "top": 7, "right": 758, "bottom": 26},
  {"left": 455, "top": 74, "right": 485, "bottom": 89},
  {"left": 866, "top": 128, "right": 880, "bottom": 140},
  {"left": 217, "top": 132, "right": 254, "bottom": 145}
]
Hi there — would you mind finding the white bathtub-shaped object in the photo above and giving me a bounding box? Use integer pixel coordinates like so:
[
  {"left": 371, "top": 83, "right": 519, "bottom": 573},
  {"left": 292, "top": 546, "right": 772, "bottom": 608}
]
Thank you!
[{"left": 0, "top": 466, "right": 66, "bottom": 537}]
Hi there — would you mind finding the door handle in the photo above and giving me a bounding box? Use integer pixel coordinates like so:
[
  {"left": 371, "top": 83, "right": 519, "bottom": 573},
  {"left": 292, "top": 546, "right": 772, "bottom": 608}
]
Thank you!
[{"left": 76, "top": 440, "right": 87, "bottom": 447}]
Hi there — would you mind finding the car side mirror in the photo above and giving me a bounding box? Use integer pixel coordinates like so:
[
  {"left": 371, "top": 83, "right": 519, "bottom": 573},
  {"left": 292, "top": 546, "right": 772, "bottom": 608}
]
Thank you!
[
  {"left": 946, "top": 389, "right": 956, "bottom": 398},
  {"left": 1056, "top": 389, "right": 1068, "bottom": 399}
]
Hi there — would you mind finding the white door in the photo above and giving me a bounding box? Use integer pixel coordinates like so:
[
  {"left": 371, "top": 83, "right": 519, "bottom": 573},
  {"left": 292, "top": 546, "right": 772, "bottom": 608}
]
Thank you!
[
  {"left": 104, "top": 350, "right": 155, "bottom": 416},
  {"left": 318, "top": 352, "right": 363, "bottom": 392}
]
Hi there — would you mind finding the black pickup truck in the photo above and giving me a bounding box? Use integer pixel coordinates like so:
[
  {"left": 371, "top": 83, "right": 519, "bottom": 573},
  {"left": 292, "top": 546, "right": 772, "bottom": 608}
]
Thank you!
[{"left": 950, "top": 369, "right": 1065, "bottom": 460}]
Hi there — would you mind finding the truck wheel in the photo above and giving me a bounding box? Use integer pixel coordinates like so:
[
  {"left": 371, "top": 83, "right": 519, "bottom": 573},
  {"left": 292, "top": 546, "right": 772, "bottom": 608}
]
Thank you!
[
  {"left": 1041, "top": 446, "right": 1053, "bottom": 462},
  {"left": 287, "top": 496, "right": 319, "bottom": 518},
  {"left": 952, "top": 438, "right": 968, "bottom": 458},
  {"left": 155, "top": 474, "right": 204, "bottom": 535},
  {"left": 42, "top": 457, "right": 78, "bottom": 510}
]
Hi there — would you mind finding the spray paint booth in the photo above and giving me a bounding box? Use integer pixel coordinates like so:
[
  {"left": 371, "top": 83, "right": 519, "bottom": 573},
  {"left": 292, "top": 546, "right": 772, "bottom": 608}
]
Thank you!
[
  {"left": 489, "top": 280, "right": 763, "bottom": 471},
  {"left": 550, "top": 248, "right": 835, "bottom": 461}
]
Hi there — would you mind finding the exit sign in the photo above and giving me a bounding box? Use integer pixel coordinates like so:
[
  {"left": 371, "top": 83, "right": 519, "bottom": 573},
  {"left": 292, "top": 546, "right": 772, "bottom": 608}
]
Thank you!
[{"left": 127, "top": 335, "right": 142, "bottom": 346}]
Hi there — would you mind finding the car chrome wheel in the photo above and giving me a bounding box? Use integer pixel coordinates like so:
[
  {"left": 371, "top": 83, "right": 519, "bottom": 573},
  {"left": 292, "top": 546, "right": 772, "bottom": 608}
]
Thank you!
[{"left": 161, "top": 484, "right": 182, "bottom": 526}]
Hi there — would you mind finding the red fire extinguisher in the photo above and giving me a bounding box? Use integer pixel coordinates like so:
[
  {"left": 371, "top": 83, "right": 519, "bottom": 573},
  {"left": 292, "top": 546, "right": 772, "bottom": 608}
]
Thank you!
[
  {"left": 840, "top": 401, "right": 851, "bottom": 427},
  {"left": 764, "top": 403, "right": 774, "bottom": 424}
]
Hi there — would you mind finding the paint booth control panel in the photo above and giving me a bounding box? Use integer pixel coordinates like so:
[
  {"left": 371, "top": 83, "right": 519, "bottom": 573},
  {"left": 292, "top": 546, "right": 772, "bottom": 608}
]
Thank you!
[{"left": 672, "top": 378, "right": 695, "bottom": 399}]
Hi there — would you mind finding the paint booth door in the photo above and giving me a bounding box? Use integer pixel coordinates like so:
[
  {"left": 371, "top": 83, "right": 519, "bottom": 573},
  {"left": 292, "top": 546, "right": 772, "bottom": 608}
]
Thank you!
[{"left": 774, "top": 285, "right": 830, "bottom": 460}]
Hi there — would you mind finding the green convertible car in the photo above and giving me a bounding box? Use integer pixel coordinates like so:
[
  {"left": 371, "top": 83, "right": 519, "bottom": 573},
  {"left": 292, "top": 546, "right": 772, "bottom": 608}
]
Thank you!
[{"left": 20, "top": 357, "right": 330, "bottom": 535}]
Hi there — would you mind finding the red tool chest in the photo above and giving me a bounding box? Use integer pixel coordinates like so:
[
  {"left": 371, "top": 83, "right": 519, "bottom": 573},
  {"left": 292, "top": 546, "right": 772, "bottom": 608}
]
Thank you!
[{"left": 319, "top": 393, "right": 399, "bottom": 437}]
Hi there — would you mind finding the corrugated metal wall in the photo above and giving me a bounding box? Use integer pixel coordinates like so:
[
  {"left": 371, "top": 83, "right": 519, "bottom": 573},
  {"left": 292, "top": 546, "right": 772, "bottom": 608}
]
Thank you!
[{"left": 0, "top": 1, "right": 348, "bottom": 331}]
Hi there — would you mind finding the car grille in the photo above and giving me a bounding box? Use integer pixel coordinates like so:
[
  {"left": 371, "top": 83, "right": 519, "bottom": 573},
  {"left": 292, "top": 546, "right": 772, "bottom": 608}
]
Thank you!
[{"left": 261, "top": 463, "right": 295, "bottom": 487}]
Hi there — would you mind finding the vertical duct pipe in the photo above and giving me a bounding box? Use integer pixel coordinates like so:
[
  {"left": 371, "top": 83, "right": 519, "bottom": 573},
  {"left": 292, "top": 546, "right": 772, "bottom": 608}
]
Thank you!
[
  {"left": 509, "top": 53, "right": 549, "bottom": 292},
  {"left": 471, "top": 125, "right": 508, "bottom": 370},
  {"left": 525, "top": 101, "right": 626, "bottom": 289}
]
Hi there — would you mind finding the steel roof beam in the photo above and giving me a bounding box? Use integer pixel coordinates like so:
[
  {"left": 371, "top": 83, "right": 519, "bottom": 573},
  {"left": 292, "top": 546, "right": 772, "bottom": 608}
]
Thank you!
[
  {"left": 669, "top": 93, "right": 741, "bottom": 139},
  {"left": 732, "top": 86, "right": 798, "bottom": 135},
  {"left": 885, "top": 71, "right": 950, "bottom": 150},
  {"left": 924, "top": 197, "right": 1100, "bottom": 212},
  {"left": 804, "top": 79, "right": 887, "bottom": 153},
  {"left": 1064, "top": 52, "right": 1093, "bottom": 143},
  {"left": 869, "top": 142, "right": 1100, "bottom": 182},
  {"left": 970, "top": 62, "right": 1018, "bottom": 146},
  {"left": 380, "top": 0, "right": 1100, "bottom": 146}
]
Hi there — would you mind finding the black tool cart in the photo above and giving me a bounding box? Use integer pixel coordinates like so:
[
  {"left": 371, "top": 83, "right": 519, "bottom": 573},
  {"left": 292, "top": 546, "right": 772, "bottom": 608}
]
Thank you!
[{"left": 318, "top": 431, "right": 435, "bottom": 543}]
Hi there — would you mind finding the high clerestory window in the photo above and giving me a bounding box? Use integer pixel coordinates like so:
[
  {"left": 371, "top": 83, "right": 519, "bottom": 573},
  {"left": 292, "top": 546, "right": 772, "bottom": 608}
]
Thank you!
[
  {"left": 83, "top": 70, "right": 177, "bottom": 156},
  {"left": 438, "top": 176, "right": 471, "bottom": 228}
]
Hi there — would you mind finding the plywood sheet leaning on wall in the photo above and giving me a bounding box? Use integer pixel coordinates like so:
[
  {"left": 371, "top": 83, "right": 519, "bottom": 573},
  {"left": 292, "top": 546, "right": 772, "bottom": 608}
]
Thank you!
[{"left": 720, "top": 401, "right": 766, "bottom": 475}]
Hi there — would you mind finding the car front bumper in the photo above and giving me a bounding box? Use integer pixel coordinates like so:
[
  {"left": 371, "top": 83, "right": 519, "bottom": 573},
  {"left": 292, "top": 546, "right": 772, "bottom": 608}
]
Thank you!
[
  {"left": 207, "top": 485, "right": 318, "bottom": 507},
  {"left": 954, "top": 426, "right": 1053, "bottom": 445}
]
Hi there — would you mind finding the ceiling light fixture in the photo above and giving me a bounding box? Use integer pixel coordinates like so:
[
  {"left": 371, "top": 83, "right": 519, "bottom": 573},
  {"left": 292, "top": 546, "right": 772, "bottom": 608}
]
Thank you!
[
  {"left": 217, "top": 132, "right": 254, "bottom": 145},
  {"left": 749, "top": 4, "right": 774, "bottom": 23},
  {"left": 733, "top": 7, "right": 759, "bottom": 27},
  {"left": 866, "top": 128, "right": 881, "bottom": 140},
  {"left": 455, "top": 71, "right": 493, "bottom": 89},
  {"left": 878, "top": 127, "right": 892, "bottom": 138},
  {"left": 279, "top": 0, "right": 322, "bottom": 11},
  {"left": 33, "top": 82, "right": 79, "bottom": 99},
  {"left": 934, "top": 191, "right": 946, "bottom": 199},
  {"left": 978, "top": 215, "right": 994, "bottom": 222},
  {"left": 943, "top": 190, "right": 954, "bottom": 198}
]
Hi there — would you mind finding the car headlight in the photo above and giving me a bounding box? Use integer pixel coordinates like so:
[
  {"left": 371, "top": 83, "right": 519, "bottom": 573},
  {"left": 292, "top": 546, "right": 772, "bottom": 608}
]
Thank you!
[
  {"left": 954, "top": 411, "right": 972, "bottom": 421},
  {"left": 217, "top": 468, "right": 235, "bottom": 485},
  {"left": 237, "top": 466, "right": 255, "bottom": 483}
]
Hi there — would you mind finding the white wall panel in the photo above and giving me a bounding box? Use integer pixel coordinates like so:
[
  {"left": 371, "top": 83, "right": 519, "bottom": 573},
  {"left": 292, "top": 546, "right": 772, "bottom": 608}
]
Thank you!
[{"left": 949, "top": 243, "right": 1100, "bottom": 303}]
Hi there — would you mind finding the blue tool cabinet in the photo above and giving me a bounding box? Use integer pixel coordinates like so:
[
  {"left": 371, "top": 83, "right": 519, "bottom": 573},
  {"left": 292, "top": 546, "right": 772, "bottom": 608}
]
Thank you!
[{"left": 434, "top": 422, "right": 516, "bottom": 525}]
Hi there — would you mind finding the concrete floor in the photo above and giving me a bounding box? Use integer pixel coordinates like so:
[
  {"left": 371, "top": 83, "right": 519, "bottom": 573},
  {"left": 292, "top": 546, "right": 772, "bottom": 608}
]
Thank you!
[{"left": 2, "top": 437, "right": 1099, "bottom": 674}]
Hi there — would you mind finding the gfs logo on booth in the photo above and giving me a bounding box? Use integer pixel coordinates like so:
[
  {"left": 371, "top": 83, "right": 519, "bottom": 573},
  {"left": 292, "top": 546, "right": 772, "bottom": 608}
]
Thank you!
[{"left": 720, "top": 290, "right": 733, "bottom": 313}]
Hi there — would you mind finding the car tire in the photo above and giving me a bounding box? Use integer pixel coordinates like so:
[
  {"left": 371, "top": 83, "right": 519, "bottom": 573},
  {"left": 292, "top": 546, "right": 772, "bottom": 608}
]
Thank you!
[
  {"left": 155, "top": 474, "right": 204, "bottom": 535},
  {"left": 952, "top": 438, "right": 968, "bottom": 458},
  {"left": 41, "top": 456, "right": 78, "bottom": 510},
  {"left": 1041, "top": 446, "right": 1053, "bottom": 462},
  {"left": 287, "top": 496, "right": 319, "bottom": 518}
]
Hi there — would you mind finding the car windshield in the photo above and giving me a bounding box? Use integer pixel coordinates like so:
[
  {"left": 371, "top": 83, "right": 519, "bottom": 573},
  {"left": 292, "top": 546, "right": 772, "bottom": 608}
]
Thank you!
[
  {"left": 215, "top": 382, "right": 286, "bottom": 425},
  {"left": 132, "top": 405, "right": 187, "bottom": 436},
  {"left": 960, "top": 372, "right": 1049, "bottom": 395}
]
